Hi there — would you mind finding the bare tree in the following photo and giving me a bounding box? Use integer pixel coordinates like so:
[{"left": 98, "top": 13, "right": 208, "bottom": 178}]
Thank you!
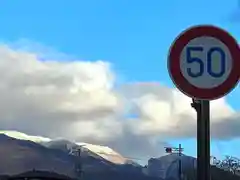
[{"left": 212, "top": 155, "right": 240, "bottom": 175}]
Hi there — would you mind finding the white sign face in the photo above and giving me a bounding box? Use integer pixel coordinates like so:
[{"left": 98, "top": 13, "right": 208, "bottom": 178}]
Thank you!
[{"left": 180, "top": 36, "right": 233, "bottom": 89}]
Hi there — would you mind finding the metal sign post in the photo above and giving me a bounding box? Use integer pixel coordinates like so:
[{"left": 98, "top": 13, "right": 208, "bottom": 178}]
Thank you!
[
  {"left": 201, "top": 100, "right": 211, "bottom": 179},
  {"left": 200, "top": 100, "right": 210, "bottom": 180},
  {"left": 168, "top": 25, "right": 240, "bottom": 180},
  {"left": 192, "top": 99, "right": 210, "bottom": 180}
]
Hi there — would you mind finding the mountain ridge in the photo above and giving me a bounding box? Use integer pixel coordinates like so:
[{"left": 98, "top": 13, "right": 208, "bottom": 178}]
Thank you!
[
  {"left": 0, "top": 130, "right": 130, "bottom": 165},
  {"left": 1, "top": 130, "right": 239, "bottom": 180}
]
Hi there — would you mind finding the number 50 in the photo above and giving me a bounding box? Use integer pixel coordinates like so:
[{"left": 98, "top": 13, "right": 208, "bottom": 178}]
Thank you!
[{"left": 186, "top": 46, "right": 226, "bottom": 78}]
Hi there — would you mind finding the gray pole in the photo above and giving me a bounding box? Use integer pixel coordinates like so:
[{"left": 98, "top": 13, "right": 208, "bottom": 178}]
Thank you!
[
  {"left": 199, "top": 100, "right": 210, "bottom": 180},
  {"left": 191, "top": 99, "right": 211, "bottom": 180}
]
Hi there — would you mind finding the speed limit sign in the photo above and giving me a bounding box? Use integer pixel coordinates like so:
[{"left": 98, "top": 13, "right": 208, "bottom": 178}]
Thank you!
[{"left": 168, "top": 25, "right": 240, "bottom": 100}]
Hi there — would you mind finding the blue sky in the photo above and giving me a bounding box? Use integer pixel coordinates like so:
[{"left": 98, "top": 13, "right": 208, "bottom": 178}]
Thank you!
[{"left": 0, "top": 0, "right": 240, "bottom": 160}]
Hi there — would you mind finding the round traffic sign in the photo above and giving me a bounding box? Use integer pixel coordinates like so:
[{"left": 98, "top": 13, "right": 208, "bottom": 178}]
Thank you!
[{"left": 168, "top": 25, "right": 240, "bottom": 100}]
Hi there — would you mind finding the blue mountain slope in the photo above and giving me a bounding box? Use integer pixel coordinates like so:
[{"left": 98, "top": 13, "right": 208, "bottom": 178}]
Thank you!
[{"left": 147, "top": 153, "right": 196, "bottom": 180}]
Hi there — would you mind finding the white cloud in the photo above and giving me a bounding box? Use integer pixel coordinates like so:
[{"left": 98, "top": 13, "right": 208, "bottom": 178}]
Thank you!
[{"left": 0, "top": 42, "right": 239, "bottom": 159}]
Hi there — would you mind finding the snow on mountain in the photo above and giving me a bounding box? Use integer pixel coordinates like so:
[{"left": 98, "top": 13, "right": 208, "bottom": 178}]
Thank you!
[
  {"left": 0, "top": 130, "right": 51, "bottom": 143},
  {"left": 43, "top": 139, "right": 130, "bottom": 165},
  {"left": 0, "top": 130, "right": 130, "bottom": 165},
  {"left": 76, "top": 142, "right": 129, "bottom": 164},
  {"left": 147, "top": 153, "right": 196, "bottom": 180}
]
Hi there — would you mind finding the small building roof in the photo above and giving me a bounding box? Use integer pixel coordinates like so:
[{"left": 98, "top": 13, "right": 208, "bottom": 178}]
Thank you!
[{"left": 8, "top": 170, "right": 77, "bottom": 180}]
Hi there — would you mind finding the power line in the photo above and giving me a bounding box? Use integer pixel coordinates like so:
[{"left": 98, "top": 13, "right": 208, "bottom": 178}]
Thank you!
[
  {"left": 70, "top": 144, "right": 187, "bottom": 179},
  {"left": 97, "top": 151, "right": 144, "bottom": 161},
  {"left": 69, "top": 146, "right": 146, "bottom": 161}
]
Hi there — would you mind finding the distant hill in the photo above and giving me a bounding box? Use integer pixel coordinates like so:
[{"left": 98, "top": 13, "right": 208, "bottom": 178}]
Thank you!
[
  {"left": 42, "top": 139, "right": 142, "bottom": 172},
  {"left": 0, "top": 131, "right": 142, "bottom": 173},
  {"left": 0, "top": 134, "right": 149, "bottom": 179},
  {"left": 0, "top": 131, "right": 240, "bottom": 180},
  {"left": 147, "top": 153, "right": 196, "bottom": 179},
  {"left": 0, "top": 130, "right": 135, "bottom": 165},
  {"left": 0, "top": 134, "right": 77, "bottom": 177}
]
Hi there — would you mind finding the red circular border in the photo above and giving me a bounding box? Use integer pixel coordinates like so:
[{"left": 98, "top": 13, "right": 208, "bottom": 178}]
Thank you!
[{"left": 168, "top": 25, "right": 240, "bottom": 100}]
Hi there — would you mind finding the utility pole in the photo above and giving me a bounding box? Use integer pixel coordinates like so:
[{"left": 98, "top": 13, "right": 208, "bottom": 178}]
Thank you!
[
  {"left": 165, "top": 144, "right": 184, "bottom": 180},
  {"left": 76, "top": 148, "right": 82, "bottom": 179},
  {"left": 178, "top": 144, "right": 182, "bottom": 180},
  {"left": 70, "top": 147, "right": 83, "bottom": 179}
]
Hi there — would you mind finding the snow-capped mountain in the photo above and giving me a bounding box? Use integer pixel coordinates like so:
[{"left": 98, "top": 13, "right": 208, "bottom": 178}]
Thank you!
[
  {"left": 0, "top": 131, "right": 238, "bottom": 180},
  {"left": 43, "top": 139, "right": 131, "bottom": 165},
  {"left": 147, "top": 153, "right": 196, "bottom": 180},
  {"left": 0, "top": 130, "right": 198, "bottom": 179},
  {"left": 0, "top": 130, "right": 132, "bottom": 165}
]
